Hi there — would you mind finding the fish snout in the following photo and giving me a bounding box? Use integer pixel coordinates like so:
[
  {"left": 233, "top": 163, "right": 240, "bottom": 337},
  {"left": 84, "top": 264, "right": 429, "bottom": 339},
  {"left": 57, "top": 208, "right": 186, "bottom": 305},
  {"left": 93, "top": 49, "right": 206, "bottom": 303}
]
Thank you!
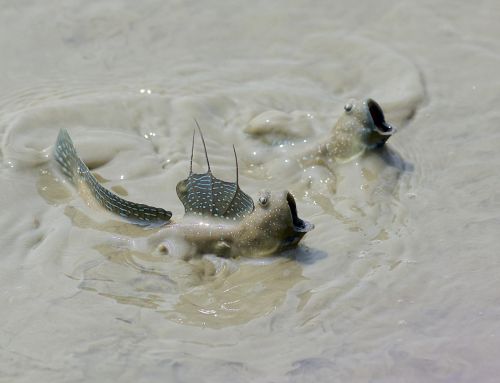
[
  {"left": 286, "top": 192, "right": 314, "bottom": 233},
  {"left": 367, "top": 98, "right": 396, "bottom": 137}
]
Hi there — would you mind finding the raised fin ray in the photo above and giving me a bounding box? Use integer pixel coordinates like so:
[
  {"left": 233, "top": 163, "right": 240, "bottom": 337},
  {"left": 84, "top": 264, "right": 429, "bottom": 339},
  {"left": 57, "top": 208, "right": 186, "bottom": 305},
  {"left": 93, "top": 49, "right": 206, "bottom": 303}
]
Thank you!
[
  {"left": 233, "top": 145, "right": 239, "bottom": 186},
  {"left": 194, "top": 118, "right": 210, "bottom": 172}
]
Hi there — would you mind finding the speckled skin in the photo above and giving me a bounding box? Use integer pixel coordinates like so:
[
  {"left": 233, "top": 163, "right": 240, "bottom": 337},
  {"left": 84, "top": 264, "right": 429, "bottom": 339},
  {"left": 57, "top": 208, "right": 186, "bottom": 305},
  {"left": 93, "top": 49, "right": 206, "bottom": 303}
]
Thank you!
[
  {"left": 54, "top": 129, "right": 313, "bottom": 258},
  {"left": 299, "top": 98, "right": 394, "bottom": 166},
  {"left": 151, "top": 190, "right": 312, "bottom": 258}
]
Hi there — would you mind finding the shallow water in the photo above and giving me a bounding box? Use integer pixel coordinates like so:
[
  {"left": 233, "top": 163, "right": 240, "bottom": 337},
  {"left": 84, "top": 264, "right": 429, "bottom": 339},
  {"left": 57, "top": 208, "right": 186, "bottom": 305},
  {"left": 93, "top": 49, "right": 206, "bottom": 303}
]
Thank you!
[{"left": 1, "top": 1, "right": 500, "bottom": 382}]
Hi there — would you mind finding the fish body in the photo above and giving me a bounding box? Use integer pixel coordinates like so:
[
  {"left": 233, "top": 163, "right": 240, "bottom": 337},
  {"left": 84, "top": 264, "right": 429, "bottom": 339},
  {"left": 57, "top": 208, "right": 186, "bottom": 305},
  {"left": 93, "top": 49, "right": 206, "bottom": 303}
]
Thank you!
[
  {"left": 300, "top": 98, "right": 395, "bottom": 165},
  {"left": 152, "top": 190, "right": 312, "bottom": 258},
  {"left": 53, "top": 128, "right": 313, "bottom": 257}
]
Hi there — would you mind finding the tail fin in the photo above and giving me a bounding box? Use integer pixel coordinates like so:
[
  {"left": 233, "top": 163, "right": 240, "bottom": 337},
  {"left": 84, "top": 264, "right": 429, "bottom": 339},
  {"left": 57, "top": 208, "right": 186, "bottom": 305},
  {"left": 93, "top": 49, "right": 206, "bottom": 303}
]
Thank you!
[
  {"left": 54, "top": 129, "right": 80, "bottom": 183},
  {"left": 53, "top": 129, "right": 172, "bottom": 226}
]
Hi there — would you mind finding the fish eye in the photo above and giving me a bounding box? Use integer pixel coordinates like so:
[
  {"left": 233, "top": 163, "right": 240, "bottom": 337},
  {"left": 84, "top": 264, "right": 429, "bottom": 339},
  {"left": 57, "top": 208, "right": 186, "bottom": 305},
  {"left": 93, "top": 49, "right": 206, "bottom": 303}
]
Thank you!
[
  {"left": 344, "top": 103, "right": 353, "bottom": 112},
  {"left": 258, "top": 196, "right": 268, "bottom": 206}
]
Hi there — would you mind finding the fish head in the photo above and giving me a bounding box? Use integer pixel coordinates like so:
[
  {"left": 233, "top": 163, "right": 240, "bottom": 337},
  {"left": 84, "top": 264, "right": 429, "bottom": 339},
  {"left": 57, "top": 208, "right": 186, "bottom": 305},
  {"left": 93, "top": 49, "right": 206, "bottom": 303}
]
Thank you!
[
  {"left": 331, "top": 98, "right": 395, "bottom": 159},
  {"left": 241, "top": 190, "right": 314, "bottom": 255}
]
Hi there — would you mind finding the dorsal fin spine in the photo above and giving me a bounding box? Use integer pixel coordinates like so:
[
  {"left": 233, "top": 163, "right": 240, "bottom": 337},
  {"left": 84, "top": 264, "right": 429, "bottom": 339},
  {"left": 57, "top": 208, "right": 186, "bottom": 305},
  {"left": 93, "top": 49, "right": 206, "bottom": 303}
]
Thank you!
[
  {"left": 193, "top": 118, "right": 211, "bottom": 173},
  {"left": 233, "top": 145, "right": 239, "bottom": 186},
  {"left": 189, "top": 129, "right": 195, "bottom": 175}
]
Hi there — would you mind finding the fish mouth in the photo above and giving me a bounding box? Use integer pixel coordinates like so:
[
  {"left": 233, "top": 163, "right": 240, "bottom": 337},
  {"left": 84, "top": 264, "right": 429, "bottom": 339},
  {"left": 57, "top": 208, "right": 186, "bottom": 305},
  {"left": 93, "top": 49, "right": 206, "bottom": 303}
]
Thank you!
[
  {"left": 286, "top": 192, "right": 314, "bottom": 233},
  {"left": 367, "top": 98, "right": 394, "bottom": 136}
]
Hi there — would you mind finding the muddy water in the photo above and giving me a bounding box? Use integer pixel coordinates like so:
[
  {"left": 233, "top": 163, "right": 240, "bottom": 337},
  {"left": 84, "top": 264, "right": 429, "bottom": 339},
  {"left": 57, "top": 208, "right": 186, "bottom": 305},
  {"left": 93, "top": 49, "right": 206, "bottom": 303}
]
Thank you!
[{"left": 1, "top": 1, "right": 499, "bottom": 382}]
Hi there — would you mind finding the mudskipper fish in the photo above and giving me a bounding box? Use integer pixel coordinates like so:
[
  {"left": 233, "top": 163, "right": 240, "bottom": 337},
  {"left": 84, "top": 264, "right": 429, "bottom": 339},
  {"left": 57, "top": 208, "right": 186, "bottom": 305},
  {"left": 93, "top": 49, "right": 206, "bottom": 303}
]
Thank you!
[{"left": 53, "top": 126, "right": 313, "bottom": 258}]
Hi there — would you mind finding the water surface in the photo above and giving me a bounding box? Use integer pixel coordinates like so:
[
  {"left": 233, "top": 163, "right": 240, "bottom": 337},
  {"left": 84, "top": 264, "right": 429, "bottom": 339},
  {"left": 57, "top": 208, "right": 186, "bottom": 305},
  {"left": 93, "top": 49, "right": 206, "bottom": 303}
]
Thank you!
[{"left": 1, "top": 1, "right": 499, "bottom": 382}]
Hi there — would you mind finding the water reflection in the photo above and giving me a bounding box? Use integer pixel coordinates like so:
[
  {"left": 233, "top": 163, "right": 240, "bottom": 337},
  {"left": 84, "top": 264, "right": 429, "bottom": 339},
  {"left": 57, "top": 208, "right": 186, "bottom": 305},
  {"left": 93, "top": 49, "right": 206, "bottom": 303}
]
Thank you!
[
  {"left": 38, "top": 167, "right": 315, "bottom": 328},
  {"left": 163, "top": 257, "right": 305, "bottom": 328},
  {"left": 86, "top": 242, "right": 308, "bottom": 329}
]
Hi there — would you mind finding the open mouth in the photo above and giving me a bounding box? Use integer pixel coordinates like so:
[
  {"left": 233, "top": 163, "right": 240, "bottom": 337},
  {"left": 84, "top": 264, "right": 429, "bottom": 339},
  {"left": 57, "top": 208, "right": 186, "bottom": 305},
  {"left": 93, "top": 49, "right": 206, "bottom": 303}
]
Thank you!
[
  {"left": 286, "top": 192, "right": 314, "bottom": 233},
  {"left": 367, "top": 98, "right": 394, "bottom": 136}
]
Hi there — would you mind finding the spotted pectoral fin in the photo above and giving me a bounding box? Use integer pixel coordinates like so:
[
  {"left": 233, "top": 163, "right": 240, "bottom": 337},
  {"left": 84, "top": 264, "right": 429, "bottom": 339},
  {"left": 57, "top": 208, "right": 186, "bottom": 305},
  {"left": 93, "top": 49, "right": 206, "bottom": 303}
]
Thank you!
[
  {"left": 54, "top": 129, "right": 172, "bottom": 226},
  {"left": 214, "top": 240, "right": 232, "bottom": 257}
]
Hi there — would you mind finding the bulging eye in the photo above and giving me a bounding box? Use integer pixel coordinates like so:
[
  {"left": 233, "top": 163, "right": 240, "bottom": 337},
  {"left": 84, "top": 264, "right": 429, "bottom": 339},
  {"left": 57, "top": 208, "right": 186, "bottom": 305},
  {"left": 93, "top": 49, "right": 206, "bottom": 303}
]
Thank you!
[
  {"left": 344, "top": 103, "right": 353, "bottom": 112},
  {"left": 258, "top": 196, "right": 268, "bottom": 206}
]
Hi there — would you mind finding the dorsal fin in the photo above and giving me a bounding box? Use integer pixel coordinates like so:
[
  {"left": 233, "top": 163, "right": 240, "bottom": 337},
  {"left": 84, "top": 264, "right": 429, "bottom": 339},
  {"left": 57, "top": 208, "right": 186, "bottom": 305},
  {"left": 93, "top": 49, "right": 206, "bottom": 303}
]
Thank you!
[{"left": 176, "top": 123, "right": 254, "bottom": 220}]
